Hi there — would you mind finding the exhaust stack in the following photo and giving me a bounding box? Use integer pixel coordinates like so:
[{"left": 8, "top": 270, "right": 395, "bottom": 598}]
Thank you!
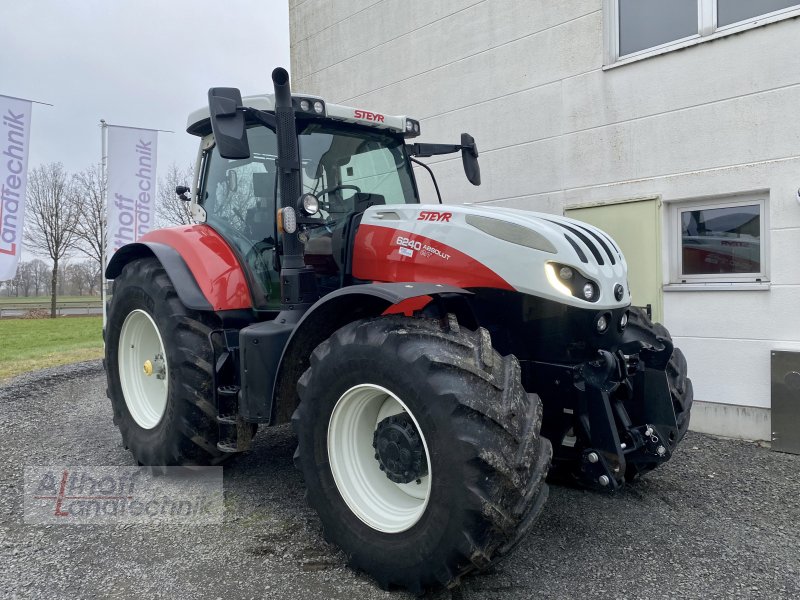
[{"left": 272, "top": 68, "right": 303, "bottom": 265}]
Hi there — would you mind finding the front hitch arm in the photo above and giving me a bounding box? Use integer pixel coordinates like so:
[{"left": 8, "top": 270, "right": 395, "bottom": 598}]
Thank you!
[
  {"left": 574, "top": 350, "right": 626, "bottom": 490},
  {"left": 573, "top": 348, "right": 679, "bottom": 490}
]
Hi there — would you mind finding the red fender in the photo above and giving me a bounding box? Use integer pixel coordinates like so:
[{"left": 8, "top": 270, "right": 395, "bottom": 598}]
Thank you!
[{"left": 140, "top": 225, "right": 251, "bottom": 311}]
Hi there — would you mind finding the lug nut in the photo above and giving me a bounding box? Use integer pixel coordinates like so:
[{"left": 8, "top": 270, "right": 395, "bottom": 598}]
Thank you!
[
  {"left": 598, "top": 475, "right": 610, "bottom": 486},
  {"left": 587, "top": 452, "right": 599, "bottom": 464}
]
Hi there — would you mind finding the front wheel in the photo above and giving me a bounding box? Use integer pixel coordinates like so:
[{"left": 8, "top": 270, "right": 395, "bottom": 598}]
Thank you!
[
  {"left": 292, "top": 315, "right": 551, "bottom": 593},
  {"left": 105, "top": 257, "right": 234, "bottom": 466}
]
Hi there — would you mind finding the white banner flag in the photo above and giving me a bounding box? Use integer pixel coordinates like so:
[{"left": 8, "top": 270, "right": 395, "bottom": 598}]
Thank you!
[
  {"left": 0, "top": 95, "right": 32, "bottom": 281},
  {"left": 106, "top": 126, "right": 158, "bottom": 259}
]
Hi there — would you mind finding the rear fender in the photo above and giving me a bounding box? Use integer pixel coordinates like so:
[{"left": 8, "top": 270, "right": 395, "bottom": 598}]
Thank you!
[
  {"left": 105, "top": 225, "right": 251, "bottom": 312},
  {"left": 267, "top": 283, "right": 472, "bottom": 424}
]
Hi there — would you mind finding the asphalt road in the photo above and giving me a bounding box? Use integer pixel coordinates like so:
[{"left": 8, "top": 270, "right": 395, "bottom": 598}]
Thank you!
[{"left": 1, "top": 362, "right": 799, "bottom": 599}]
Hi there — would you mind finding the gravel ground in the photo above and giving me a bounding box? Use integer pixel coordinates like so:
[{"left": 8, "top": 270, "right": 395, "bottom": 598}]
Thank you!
[{"left": 1, "top": 362, "right": 799, "bottom": 599}]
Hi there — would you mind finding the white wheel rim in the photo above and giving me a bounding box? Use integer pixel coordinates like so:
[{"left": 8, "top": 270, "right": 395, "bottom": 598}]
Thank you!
[
  {"left": 118, "top": 309, "right": 169, "bottom": 430},
  {"left": 327, "top": 384, "right": 432, "bottom": 534}
]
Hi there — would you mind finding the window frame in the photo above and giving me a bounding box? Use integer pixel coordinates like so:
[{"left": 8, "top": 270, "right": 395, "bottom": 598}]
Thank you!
[
  {"left": 604, "top": 0, "right": 800, "bottom": 67},
  {"left": 666, "top": 194, "right": 769, "bottom": 287}
]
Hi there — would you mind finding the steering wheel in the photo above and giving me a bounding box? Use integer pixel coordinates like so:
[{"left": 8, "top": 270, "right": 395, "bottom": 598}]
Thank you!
[
  {"left": 316, "top": 184, "right": 362, "bottom": 212},
  {"left": 307, "top": 184, "right": 362, "bottom": 232},
  {"left": 316, "top": 183, "right": 362, "bottom": 198}
]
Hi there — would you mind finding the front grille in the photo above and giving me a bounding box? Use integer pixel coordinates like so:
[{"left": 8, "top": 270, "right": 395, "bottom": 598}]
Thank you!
[{"left": 545, "top": 218, "right": 621, "bottom": 267}]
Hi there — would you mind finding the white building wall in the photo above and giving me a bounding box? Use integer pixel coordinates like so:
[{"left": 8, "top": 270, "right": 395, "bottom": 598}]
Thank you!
[{"left": 290, "top": 0, "right": 800, "bottom": 440}]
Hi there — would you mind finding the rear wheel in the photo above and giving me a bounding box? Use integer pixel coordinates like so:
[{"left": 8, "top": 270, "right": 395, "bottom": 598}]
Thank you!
[
  {"left": 292, "top": 315, "right": 551, "bottom": 593},
  {"left": 105, "top": 257, "right": 234, "bottom": 466}
]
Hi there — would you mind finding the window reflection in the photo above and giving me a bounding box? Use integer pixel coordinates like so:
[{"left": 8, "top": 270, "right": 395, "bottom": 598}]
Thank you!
[{"left": 681, "top": 205, "right": 760, "bottom": 274}]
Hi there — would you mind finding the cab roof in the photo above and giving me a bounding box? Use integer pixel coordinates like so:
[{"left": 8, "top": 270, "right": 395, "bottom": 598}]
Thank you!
[{"left": 186, "top": 93, "right": 419, "bottom": 137}]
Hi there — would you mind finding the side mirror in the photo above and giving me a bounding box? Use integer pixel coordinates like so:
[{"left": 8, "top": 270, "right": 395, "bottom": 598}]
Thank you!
[
  {"left": 460, "top": 133, "right": 481, "bottom": 186},
  {"left": 208, "top": 87, "right": 250, "bottom": 159},
  {"left": 175, "top": 185, "right": 190, "bottom": 201},
  {"left": 226, "top": 169, "right": 238, "bottom": 192}
]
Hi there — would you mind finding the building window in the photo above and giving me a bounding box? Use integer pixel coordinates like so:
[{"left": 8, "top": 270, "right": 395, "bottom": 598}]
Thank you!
[
  {"left": 618, "top": 0, "right": 698, "bottom": 57},
  {"left": 670, "top": 196, "right": 768, "bottom": 284},
  {"left": 607, "top": 0, "right": 800, "bottom": 63},
  {"left": 717, "top": 0, "right": 800, "bottom": 27}
]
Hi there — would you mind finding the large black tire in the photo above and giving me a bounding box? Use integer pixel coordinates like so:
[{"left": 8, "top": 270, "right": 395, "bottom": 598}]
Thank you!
[
  {"left": 292, "top": 315, "right": 552, "bottom": 593},
  {"left": 105, "top": 257, "right": 232, "bottom": 466},
  {"left": 623, "top": 307, "right": 693, "bottom": 479}
]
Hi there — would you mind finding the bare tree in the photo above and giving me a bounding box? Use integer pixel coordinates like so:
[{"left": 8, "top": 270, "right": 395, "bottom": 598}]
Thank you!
[
  {"left": 88, "top": 262, "right": 101, "bottom": 295},
  {"left": 71, "top": 164, "right": 106, "bottom": 271},
  {"left": 64, "top": 261, "right": 98, "bottom": 296},
  {"left": 156, "top": 162, "right": 194, "bottom": 226},
  {"left": 64, "top": 262, "right": 82, "bottom": 295},
  {"left": 30, "top": 258, "right": 48, "bottom": 296},
  {"left": 25, "top": 163, "right": 80, "bottom": 317},
  {"left": 15, "top": 261, "right": 33, "bottom": 297},
  {"left": 7, "top": 268, "right": 21, "bottom": 297}
]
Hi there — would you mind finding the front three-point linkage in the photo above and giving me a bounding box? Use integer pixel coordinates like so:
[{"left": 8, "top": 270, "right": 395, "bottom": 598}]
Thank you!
[{"left": 573, "top": 337, "right": 678, "bottom": 490}]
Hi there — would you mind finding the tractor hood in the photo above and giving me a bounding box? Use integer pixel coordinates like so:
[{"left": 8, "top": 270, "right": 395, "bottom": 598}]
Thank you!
[{"left": 353, "top": 203, "right": 630, "bottom": 310}]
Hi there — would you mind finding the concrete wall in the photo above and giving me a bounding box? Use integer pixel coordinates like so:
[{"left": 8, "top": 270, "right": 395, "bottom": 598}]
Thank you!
[{"left": 289, "top": 0, "right": 800, "bottom": 440}]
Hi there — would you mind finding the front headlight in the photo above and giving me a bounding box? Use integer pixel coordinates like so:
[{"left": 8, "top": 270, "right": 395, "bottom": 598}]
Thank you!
[
  {"left": 545, "top": 262, "right": 600, "bottom": 303},
  {"left": 545, "top": 263, "right": 572, "bottom": 297}
]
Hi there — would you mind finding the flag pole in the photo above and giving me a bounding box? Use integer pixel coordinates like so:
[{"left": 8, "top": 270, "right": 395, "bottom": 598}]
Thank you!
[{"left": 100, "top": 119, "right": 108, "bottom": 332}]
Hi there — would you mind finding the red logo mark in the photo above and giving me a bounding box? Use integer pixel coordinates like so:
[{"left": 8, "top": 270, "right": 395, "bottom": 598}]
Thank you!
[
  {"left": 417, "top": 211, "right": 452, "bottom": 222},
  {"left": 354, "top": 109, "right": 385, "bottom": 123},
  {"left": 33, "top": 469, "right": 134, "bottom": 517}
]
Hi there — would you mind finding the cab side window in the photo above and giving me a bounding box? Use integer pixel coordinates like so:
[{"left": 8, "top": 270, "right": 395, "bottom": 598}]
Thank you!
[{"left": 200, "top": 127, "right": 282, "bottom": 310}]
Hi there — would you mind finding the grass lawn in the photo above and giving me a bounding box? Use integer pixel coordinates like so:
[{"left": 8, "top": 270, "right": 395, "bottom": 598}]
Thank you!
[
  {"left": 0, "top": 295, "right": 101, "bottom": 305},
  {"left": 0, "top": 316, "right": 104, "bottom": 381}
]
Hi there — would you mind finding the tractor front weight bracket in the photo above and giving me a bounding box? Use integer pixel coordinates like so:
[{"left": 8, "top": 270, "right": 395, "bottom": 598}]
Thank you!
[{"left": 568, "top": 348, "right": 678, "bottom": 490}]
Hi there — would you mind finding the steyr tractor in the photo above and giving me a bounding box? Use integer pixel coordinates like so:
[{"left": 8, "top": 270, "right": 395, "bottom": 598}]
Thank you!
[{"left": 104, "top": 68, "right": 692, "bottom": 593}]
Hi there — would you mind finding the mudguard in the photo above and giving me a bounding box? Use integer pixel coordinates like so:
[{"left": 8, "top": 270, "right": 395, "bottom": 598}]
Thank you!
[
  {"left": 105, "top": 225, "right": 252, "bottom": 312},
  {"left": 239, "top": 282, "right": 473, "bottom": 424}
]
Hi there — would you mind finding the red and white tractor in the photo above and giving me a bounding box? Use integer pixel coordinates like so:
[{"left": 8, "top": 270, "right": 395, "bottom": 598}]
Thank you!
[{"left": 104, "top": 68, "right": 692, "bottom": 593}]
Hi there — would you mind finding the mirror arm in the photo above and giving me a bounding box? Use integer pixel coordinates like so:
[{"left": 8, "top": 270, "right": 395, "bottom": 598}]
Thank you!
[
  {"left": 242, "top": 107, "right": 277, "bottom": 131},
  {"left": 406, "top": 143, "right": 462, "bottom": 158}
]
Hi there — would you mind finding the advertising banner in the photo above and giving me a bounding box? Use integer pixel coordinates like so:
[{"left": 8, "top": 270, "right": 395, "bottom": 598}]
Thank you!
[
  {"left": 106, "top": 125, "right": 158, "bottom": 258},
  {"left": 0, "top": 95, "right": 32, "bottom": 281}
]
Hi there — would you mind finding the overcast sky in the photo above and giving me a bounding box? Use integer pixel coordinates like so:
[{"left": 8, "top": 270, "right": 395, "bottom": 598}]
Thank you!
[{"left": 2, "top": 0, "right": 289, "bottom": 176}]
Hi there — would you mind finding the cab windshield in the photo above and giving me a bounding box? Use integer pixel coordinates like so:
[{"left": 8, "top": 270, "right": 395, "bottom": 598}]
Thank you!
[
  {"left": 200, "top": 119, "right": 418, "bottom": 309},
  {"left": 298, "top": 121, "right": 419, "bottom": 210}
]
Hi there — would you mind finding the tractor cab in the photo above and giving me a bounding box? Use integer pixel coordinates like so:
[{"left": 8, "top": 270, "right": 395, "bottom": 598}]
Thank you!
[
  {"left": 188, "top": 95, "right": 422, "bottom": 308},
  {"left": 186, "top": 86, "right": 479, "bottom": 310}
]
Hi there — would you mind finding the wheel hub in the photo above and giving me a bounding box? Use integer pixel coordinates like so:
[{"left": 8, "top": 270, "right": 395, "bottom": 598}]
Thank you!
[
  {"left": 372, "top": 413, "right": 428, "bottom": 484},
  {"left": 143, "top": 353, "right": 166, "bottom": 380}
]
